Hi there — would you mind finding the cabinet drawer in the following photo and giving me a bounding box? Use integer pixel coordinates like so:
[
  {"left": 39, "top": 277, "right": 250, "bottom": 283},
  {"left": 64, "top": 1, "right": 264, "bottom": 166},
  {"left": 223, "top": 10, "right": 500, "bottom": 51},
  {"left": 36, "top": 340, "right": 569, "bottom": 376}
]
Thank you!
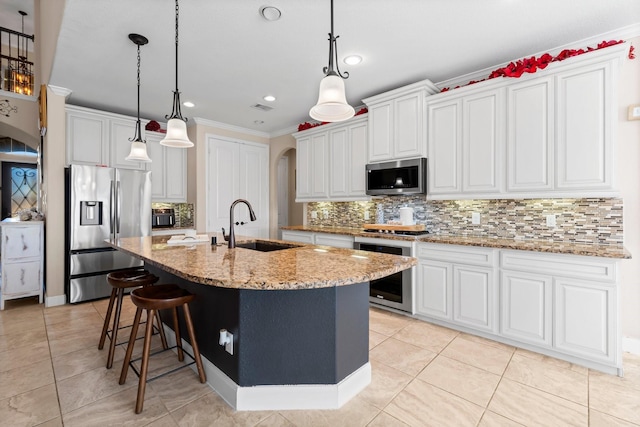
[
  {"left": 314, "top": 233, "right": 354, "bottom": 249},
  {"left": 3, "top": 226, "right": 42, "bottom": 260},
  {"left": 500, "top": 250, "right": 616, "bottom": 283},
  {"left": 417, "top": 243, "right": 495, "bottom": 267},
  {"left": 3, "top": 260, "right": 41, "bottom": 296},
  {"left": 281, "top": 231, "right": 314, "bottom": 244}
]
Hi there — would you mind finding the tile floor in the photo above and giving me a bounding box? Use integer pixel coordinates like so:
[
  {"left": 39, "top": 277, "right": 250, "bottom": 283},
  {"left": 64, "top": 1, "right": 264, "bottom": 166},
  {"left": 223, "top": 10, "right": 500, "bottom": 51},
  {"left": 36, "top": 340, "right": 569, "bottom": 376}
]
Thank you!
[{"left": 1, "top": 296, "right": 639, "bottom": 426}]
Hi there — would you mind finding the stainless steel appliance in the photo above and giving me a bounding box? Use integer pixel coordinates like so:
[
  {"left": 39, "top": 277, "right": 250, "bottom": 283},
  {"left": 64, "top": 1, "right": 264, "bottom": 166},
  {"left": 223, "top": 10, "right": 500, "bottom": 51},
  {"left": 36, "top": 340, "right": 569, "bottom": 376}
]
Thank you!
[
  {"left": 152, "top": 208, "right": 175, "bottom": 228},
  {"left": 365, "top": 157, "right": 427, "bottom": 196},
  {"left": 354, "top": 236, "right": 414, "bottom": 313},
  {"left": 65, "top": 165, "right": 152, "bottom": 303}
]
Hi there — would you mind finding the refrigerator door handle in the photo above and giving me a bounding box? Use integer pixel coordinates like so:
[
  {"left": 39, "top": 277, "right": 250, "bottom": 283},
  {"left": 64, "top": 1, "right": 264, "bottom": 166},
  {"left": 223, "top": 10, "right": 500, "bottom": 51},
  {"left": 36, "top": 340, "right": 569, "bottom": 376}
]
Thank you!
[
  {"left": 110, "top": 180, "right": 115, "bottom": 238},
  {"left": 116, "top": 180, "right": 122, "bottom": 234}
]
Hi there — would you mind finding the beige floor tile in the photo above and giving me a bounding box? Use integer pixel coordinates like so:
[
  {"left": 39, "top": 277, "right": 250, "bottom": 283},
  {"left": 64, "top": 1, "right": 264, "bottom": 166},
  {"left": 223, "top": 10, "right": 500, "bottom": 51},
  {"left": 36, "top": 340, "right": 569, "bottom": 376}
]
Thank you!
[
  {"left": 588, "top": 352, "right": 640, "bottom": 394},
  {"left": 368, "top": 411, "right": 410, "bottom": 426},
  {"left": 369, "top": 308, "right": 413, "bottom": 337},
  {"left": 143, "top": 414, "right": 179, "bottom": 427},
  {"left": 589, "top": 370, "right": 640, "bottom": 425},
  {"left": 369, "top": 330, "right": 388, "bottom": 350},
  {"left": 45, "top": 313, "right": 105, "bottom": 340},
  {"left": 43, "top": 303, "right": 99, "bottom": 326},
  {"left": 369, "top": 337, "right": 436, "bottom": 377},
  {"left": 0, "top": 328, "right": 47, "bottom": 354},
  {"left": 52, "top": 345, "right": 126, "bottom": 381},
  {"left": 0, "top": 298, "right": 42, "bottom": 318},
  {"left": 417, "top": 355, "right": 501, "bottom": 407},
  {"left": 62, "top": 386, "right": 168, "bottom": 427},
  {"left": 34, "top": 416, "right": 63, "bottom": 427},
  {"left": 459, "top": 333, "right": 515, "bottom": 352},
  {"left": 0, "top": 313, "right": 45, "bottom": 336},
  {"left": 57, "top": 364, "right": 137, "bottom": 414},
  {"left": 478, "top": 411, "right": 525, "bottom": 426},
  {"left": 515, "top": 347, "right": 588, "bottom": 375},
  {"left": 589, "top": 409, "right": 640, "bottom": 426},
  {"left": 0, "top": 340, "right": 50, "bottom": 373},
  {"left": 441, "top": 335, "right": 514, "bottom": 375},
  {"left": 385, "top": 378, "right": 484, "bottom": 427},
  {"left": 170, "top": 392, "right": 271, "bottom": 427},
  {"left": 256, "top": 413, "right": 296, "bottom": 426},
  {"left": 279, "top": 395, "right": 380, "bottom": 427},
  {"left": 488, "top": 378, "right": 587, "bottom": 427},
  {"left": 393, "top": 320, "right": 459, "bottom": 353},
  {"left": 358, "top": 360, "right": 412, "bottom": 409},
  {"left": 47, "top": 325, "right": 104, "bottom": 358},
  {"left": 0, "top": 359, "right": 54, "bottom": 401},
  {"left": 0, "top": 383, "right": 60, "bottom": 427},
  {"left": 148, "top": 367, "right": 212, "bottom": 412},
  {"left": 505, "top": 352, "right": 588, "bottom": 405}
]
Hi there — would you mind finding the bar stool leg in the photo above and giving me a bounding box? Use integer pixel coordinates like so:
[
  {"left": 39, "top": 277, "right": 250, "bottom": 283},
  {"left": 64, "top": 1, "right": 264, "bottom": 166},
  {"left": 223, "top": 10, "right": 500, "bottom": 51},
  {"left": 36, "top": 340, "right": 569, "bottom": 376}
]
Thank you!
[
  {"left": 135, "top": 308, "right": 156, "bottom": 414},
  {"left": 172, "top": 307, "right": 184, "bottom": 361},
  {"left": 154, "top": 310, "right": 169, "bottom": 350},
  {"left": 182, "top": 303, "right": 206, "bottom": 383},
  {"left": 119, "top": 307, "right": 143, "bottom": 385},
  {"left": 106, "top": 287, "right": 125, "bottom": 369},
  {"left": 98, "top": 287, "right": 117, "bottom": 350}
]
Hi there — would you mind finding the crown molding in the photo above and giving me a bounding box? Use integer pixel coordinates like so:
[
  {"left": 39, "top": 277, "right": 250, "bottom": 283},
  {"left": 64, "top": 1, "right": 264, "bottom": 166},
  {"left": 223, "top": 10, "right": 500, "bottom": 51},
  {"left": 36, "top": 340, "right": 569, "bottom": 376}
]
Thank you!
[
  {"left": 192, "top": 117, "right": 270, "bottom": 139},
  {"left": 48, "top": 85, "right": 72, "bottom": 98},
  {"left": 270, "top": 125, "right": 299, "bottom": 139}
]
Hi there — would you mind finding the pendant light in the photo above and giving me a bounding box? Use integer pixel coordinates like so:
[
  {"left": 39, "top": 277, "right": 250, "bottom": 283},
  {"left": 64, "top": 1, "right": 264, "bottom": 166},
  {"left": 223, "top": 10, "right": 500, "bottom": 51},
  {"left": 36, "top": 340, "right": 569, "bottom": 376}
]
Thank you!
[
  {"left": 160, "top": 0, "right": 194, "bottom": 148},
  {"left": 125, "top": 33, "right": 152, "bottom": 163},
  {"left": 309, "top": 0, "right": 355, "bottom": 123}
]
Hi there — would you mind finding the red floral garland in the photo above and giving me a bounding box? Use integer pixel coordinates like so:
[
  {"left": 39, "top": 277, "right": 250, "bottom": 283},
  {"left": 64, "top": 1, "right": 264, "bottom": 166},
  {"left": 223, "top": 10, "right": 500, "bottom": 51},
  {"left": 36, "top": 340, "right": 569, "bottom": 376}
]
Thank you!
[
  {"left": 441, "top": 40, "right": 635, "bottom": 92},
  {"left": 297, "top": 107, "right": 368, "bottom": 132}
]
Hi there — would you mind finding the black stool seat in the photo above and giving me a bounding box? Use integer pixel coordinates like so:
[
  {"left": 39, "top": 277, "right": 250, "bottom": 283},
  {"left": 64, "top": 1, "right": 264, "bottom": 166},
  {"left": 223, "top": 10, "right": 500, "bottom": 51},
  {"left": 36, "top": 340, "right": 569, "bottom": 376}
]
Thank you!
[
  {"left": 98, "top": 269, "right": 167, "bottom": 369},
  {"left": 119, "top": 284, "right": 206, "bottom": 414}
]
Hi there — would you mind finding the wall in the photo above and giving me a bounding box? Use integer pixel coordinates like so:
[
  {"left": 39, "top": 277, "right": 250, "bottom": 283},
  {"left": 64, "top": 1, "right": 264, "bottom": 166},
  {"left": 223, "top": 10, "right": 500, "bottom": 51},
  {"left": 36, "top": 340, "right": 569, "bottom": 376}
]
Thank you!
[
  {"left": 268, "top": 132, "right": 298, "bottom": 238},
  {"left": 287, "top": 151, "right": 304, "bottom": 228}
]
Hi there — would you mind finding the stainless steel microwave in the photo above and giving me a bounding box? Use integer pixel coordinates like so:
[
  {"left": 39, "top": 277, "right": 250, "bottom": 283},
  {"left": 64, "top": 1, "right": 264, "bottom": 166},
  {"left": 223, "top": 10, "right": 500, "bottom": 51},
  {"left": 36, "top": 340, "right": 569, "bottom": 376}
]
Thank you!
[{"left": 365, "top": 158, "right": 427, "bottom": 196}]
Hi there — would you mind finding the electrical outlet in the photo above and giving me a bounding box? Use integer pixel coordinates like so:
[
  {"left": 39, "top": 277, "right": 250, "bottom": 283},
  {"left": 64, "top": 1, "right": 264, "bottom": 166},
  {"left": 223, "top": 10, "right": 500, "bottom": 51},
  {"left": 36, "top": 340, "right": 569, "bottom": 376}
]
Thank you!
[
  {"left": 225, "top": 332, "right": 233, "bottom": 355},
  {"left": 311, "top": 210, "right": 318, "bottom": 219},
  {"left": 322, "top": 209, "right": 329, "bottom": 219},
  {"left": 471, "top": 212, "right": 481, "bottom": 225},
  {"left": 546, "top": 214, "right": 556, "bottom": 228},
  {"left": 364, "top": 211, "right": 370, "bottom": 221}
]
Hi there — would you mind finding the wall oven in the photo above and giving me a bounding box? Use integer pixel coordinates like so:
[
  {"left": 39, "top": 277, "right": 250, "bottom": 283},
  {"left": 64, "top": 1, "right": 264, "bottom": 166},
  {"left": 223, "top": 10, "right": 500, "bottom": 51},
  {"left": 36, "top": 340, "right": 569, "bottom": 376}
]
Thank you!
[{"left": 354, "top": 236, "right": 414, "bottom": 313}]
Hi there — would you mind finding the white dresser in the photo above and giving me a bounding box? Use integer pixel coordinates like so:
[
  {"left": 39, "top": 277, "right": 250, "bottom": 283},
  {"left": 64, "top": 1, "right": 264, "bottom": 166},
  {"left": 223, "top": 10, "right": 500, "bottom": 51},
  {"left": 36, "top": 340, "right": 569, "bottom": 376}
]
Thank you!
[{"left": 0, "top": 220, "right": 44, "bottom": 310}]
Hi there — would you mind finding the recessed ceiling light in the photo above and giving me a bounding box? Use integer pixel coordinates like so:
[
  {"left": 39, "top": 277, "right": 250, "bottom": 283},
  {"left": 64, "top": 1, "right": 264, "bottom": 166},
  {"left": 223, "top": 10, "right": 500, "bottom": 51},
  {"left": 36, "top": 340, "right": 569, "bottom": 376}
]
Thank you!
[
  {"left": 259, "top": 6, "right": 281, "bottom": 21},
  {"left": 344, "top": 55, "right": 362, "bottom": 65},
  {"left": 263, "top": 95, "right": 276, "bottom": 102},
  {"left": 183, "top": 101, "right": 195, "bottom": 108},
  {"left": 254, "top": 120, "right": 265, "bottom": 125}
]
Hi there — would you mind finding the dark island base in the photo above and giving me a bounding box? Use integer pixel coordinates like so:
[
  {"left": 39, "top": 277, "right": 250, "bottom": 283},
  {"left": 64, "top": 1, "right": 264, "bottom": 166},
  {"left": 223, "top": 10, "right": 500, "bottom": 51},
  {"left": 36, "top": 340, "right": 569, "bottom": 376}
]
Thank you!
[{"left": 147, "top": 265, "right": 370, "bottom": 388}]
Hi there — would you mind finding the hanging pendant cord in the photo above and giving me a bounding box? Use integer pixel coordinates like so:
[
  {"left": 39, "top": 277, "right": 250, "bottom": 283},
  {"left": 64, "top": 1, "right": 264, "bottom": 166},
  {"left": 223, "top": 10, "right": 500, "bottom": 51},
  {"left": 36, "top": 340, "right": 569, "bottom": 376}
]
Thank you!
[
  {"left": 174, "top": 0, "right": 179, "bottom": 93},
  {"left": 324, "top": 0, "right": 348, "bottom": 79},
  {"left": 166, "top": 0, "right": 186, "bottom": 122},
  {"left": 131, "top": 42, "right": 144, "bottom": 142}
]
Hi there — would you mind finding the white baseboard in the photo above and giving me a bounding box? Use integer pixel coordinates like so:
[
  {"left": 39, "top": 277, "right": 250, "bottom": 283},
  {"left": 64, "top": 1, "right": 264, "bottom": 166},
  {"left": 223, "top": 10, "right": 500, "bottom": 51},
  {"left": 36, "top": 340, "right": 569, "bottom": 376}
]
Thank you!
[
  {"left": 623, "top": 336, "right": 640, "bottom": 355},
  {"left": 45, "top": 294, "right": 66, "bottom": 307},
  {"left": 162, "top": 326, "right": 371, "bottom": 411}
]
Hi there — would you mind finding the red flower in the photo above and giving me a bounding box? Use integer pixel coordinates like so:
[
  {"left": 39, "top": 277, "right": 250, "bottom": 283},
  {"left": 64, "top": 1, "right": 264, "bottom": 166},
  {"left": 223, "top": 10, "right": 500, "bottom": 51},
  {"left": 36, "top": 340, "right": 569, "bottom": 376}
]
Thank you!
[
  {"left": 629, "top": 45, "right": 636, "bottom": 59},
  {"left": 537, "top": 53, "right": 553, "bottom": 69}
]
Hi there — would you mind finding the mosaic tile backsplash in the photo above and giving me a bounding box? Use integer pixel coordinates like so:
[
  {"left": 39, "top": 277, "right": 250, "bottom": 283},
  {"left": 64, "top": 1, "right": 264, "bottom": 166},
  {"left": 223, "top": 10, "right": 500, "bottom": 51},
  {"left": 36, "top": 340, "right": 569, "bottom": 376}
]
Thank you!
[
  {"left": 151, "top": 202, "right": 195, "bottom": 228},
  {"left": 306, "top": 197, "right": 623, "bottom": 245}
]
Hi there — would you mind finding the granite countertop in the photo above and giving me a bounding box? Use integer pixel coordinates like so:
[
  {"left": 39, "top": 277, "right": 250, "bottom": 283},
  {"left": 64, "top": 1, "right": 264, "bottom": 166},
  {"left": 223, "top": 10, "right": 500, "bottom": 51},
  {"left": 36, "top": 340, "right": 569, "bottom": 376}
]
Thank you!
[
  {"left": 281, "top": 226, "right": 631, "bottom": 259},
  {"left": 109, "top": 233, "right": 417, "bottom": 290}
]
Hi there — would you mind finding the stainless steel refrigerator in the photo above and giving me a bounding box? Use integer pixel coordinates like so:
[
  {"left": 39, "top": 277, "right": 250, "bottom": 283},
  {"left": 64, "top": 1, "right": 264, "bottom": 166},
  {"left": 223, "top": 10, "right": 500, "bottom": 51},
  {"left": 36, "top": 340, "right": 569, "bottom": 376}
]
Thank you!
[{"left": 65, "top": 164, "right": 152, "bottom": 303}]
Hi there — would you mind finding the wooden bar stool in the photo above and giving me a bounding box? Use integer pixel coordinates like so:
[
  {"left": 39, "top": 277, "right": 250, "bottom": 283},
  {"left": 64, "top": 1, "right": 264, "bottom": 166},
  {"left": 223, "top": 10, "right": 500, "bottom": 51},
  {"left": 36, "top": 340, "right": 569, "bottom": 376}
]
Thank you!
[
  {"left": 98, "top": 269, "right": 168, "bottom": 369},
  {"left": 119, "top": 284, "right": 206, "bottom": 414}
]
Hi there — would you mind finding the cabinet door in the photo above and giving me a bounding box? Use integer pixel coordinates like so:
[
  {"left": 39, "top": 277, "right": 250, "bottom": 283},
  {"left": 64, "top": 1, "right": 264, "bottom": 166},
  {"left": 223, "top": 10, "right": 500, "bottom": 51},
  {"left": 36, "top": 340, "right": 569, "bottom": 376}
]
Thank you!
[
  {"left": 296, "top": 137, "right": 312, "bottom": 200},
  {"left": 66, "top": 110, "right": 109, "bottom": 166},
  {"left": 348, "top": 122, "right": 368, "bottom": 196},
  {"left": 310, "top": 133, "right": 329, "bottom": 198},
  {"left": 554, "top": 279, "right": 615, "bottom": 362},
  {"left": 416, "top": 259, "right": 452, "bottom": 320},
  {"left": 207, "top": 138, "right": 240, "bottom": 232},
  {"left": 427, "top": 99, "right": 462, "bottom": 194},
  {"left": 507, "top": 78, "right": 554, "bottom": 191},
  {"left": 453, "top": 265, "right": 495, "bottom": 332},
  {"left": 110, "top": 118, "right": 146, "bottom": 170},
  {"left": 164, "top": 146, "right": 187, "bottom": 201},
  {"left": 556, "top": 62, "right": 613, "bottom": 190},
  {"left": 368, "top": 102, "right": 393, "bottom": 162},
  {"left": 145, "top": 133, "right": 166, "bottom": 200},
  {"left": 394, "top": 92, "right": 424, "bottom": 159},
  {"left": 3, "top": 260, "right": 41, "bottom": 296},
  {"left": 329, "top": 127, "right": 349, "bottom": 197},
  {"left": 500, "top": 270, "right": 552, "bottom": 346},
  {"left": 3, "top": 225, "right": 41, "bottom": 260},
  {"left": 281, "top": 231, "right": 314, "bottom": 244},
  {"left": 315, "top": 233, "right": 354, "bottom": 248},
  {"left": 462, "top": 89, "right": 504, "bottom": 193}
]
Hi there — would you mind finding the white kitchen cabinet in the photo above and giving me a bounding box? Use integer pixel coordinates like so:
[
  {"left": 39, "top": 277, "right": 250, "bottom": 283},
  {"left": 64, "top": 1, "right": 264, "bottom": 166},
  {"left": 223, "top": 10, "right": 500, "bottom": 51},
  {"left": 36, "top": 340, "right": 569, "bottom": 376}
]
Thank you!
[
  {"left": 294, "top": 116, "right": 368, "bottom": 202},
  {"left": 416, "top": 259, "right": 452, "bottom": 320},
  {"left": 146, "top": 132, "right": 187, "bottom": 202},
  {"left": 0, "top": 220, "right": 44, "bottom": 310},
  {"left": 500, "top": 270, "right": 552, "bottom": 346},
  {"left": 363, "top": 79, "right": 438, "bottom": 163},
  {"left": 427, "top": 99, "right": 461, "bottom": 194},
  {"left": 66, "top": 107, "right": 109, "bottom": 166},
  {"left": 110, "top": 118, "right": 146, "bottom": 171},
  {"left": 281, "top": 230, "right": 314, "bottom": 244},
  {"left": 506, "top": 77, "right": 554, "bottom": 192},
  {"left": 453, "top": 265, "right": 495, "bottom": 332},
  {"left": 314, "top": 233, "right": 354, "bottom": 248},
  {"left": 206, "top": 136, "right": 269, "bottom": 237}
]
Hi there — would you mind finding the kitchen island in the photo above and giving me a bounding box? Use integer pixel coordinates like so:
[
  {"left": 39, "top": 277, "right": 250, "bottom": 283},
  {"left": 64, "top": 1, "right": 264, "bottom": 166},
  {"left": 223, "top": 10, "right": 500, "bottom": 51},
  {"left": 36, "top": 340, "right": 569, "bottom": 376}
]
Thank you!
[{"left": 109, "top": 234, "right": 416, "bottom": 410}]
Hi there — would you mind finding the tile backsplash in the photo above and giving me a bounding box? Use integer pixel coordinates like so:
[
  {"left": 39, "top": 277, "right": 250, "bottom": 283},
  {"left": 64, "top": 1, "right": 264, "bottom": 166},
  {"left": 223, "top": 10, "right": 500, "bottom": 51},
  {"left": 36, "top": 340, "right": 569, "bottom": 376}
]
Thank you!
[
  {"left": 306, "top": 197, "right": 623, "bottom": 245},
  {"left": 152, "top": 202, "right": 195, "bottom": 228}
]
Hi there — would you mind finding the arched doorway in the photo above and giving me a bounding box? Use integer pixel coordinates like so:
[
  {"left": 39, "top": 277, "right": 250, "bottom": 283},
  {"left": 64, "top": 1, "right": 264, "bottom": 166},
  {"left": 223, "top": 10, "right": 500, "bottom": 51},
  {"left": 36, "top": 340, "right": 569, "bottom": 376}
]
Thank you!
[{"left": 275, "top": 147, "right": 303, "bottom": 239}]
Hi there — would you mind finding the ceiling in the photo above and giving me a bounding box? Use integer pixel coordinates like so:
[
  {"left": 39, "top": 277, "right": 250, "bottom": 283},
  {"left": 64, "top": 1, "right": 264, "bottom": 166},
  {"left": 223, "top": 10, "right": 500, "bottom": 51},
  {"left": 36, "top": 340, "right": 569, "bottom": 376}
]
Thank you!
[{"left": 3, "top": 1, "right": 640, "bottom": 136}]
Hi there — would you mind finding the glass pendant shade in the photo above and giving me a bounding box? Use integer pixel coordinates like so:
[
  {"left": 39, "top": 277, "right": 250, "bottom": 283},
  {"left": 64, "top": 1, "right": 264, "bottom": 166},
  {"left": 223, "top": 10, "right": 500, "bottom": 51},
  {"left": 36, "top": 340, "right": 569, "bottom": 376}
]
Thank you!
[
  {"left": 125, "top": 139, "right": 152, "bottom": 162},
  {"left": 160, "top": 118, "right": 194, "bottom": 147},
  {"left": 309, "top": 74, "right": 355, "bottom": 122}
]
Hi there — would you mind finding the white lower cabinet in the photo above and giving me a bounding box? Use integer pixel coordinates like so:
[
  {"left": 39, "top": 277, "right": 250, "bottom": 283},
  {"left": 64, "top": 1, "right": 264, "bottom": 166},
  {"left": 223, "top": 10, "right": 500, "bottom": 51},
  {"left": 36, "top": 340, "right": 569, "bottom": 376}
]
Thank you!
[
  {"left": 280, "top": 230, "right": 354, "bottom": 249},
  {"left": 281, "top": 230, "right": 315, "bottom": 244},
  {"left": 416, "top": 243, "right": 620, "bottom": 373}
]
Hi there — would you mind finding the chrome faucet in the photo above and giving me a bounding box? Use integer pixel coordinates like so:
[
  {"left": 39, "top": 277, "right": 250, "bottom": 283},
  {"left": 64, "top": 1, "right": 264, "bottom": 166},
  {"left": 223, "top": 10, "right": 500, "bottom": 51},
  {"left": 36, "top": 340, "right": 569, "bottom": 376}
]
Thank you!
[{"left": 221, "top": 199, "right": 257, "bottom": 248}]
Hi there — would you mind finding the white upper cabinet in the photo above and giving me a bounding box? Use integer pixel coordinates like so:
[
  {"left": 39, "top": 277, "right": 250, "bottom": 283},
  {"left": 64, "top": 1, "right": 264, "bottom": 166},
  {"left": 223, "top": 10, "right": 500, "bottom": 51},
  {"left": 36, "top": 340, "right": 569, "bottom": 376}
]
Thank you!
[
  {"left": 110, "top": 118, "right": 146, "bottom": 171},
  {"left": 294, "top": 115, "right": 368, "bottom": 202},
  {"left": 66, "top": 107, "right": 109, "bottom": 166},
  {"left": 426, "top": 42, "right": 626, "bottom": 199},
  {"left": 363, "top": 79, "right": 438, "bottom": 163},
  {"left": 146, "top": 131, "right": 186, "bottom": 202}
]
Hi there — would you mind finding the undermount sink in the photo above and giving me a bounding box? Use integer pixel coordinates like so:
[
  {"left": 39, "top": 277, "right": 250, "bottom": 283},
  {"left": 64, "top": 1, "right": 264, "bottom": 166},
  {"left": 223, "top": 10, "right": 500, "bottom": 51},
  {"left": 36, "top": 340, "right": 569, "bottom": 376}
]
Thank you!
[{"left": 235, "top": 240, "right": 302, "bottom": 252}]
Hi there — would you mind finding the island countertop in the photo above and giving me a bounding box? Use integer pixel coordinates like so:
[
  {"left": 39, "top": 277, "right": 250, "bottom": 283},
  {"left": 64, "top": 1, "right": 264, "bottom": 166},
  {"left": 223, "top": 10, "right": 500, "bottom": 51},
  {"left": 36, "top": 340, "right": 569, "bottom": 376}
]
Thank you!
[{"left": 109, "top": 233, "right": 417, "bottom": 290}]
